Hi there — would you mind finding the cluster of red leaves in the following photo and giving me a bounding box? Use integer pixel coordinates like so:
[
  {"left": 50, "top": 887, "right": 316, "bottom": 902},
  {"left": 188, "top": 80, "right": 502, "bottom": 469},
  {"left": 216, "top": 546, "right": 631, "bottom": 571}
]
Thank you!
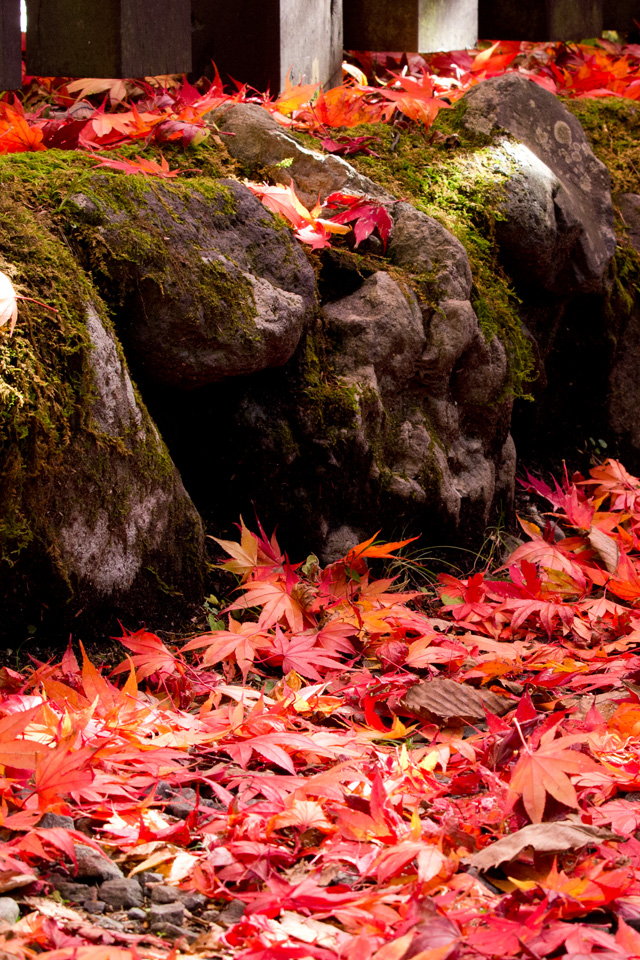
[
  {"left": 5, "top": 37, "right": 640, "bottom": 164},
  {"left": 4, "top": 460, "right": 640, "bottom": 957},
  {"left": 2, "top": 37, "right": 640, "bottom": 256}
]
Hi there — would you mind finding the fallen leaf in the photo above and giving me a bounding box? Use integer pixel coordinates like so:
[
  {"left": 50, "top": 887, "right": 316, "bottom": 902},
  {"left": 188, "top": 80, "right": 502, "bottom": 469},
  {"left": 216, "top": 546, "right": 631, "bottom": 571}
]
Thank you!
[
  {"left": 398, "top": 678, "right": 513, "bottom": 724},
  {"left": 468, "top": 819, "right": 618, "bottom": 871}
]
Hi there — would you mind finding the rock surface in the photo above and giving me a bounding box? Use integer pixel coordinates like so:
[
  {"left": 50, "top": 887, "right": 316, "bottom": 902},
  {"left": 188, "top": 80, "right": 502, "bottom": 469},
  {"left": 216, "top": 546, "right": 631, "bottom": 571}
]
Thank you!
[
  {"left": 214, "top": 103, "right": 386, "bottom": 208},
  {"left": 463, "top": 73, "right": 616, "bottom": 295},
  {"left": 68, "top": 177, "right": 317, "bottom": 390}
]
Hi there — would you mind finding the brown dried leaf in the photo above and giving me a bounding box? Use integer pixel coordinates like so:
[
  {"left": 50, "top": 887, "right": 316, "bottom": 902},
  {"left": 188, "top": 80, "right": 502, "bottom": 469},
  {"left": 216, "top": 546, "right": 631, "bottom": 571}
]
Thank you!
[
  {"left": 0, "top": 871, "right": 38, "bottom": 893},
  {"left": 588, "top": 526, "right": 619, "bottom": 574},
  {"left": 468, "top": 819, "right": 618, "bottom": 872},
  {"left": 398, "top": 678, "right": 512, "bottom": 724}
]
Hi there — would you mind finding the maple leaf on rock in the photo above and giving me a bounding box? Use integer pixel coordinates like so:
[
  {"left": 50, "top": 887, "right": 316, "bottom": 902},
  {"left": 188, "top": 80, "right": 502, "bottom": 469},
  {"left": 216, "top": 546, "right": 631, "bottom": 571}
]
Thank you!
[
  {"left": 323, "top": 193, "right": 394, "bottom": 251},
  {"left": 91, "top": 153, "right": 186, "bottom": 178}
]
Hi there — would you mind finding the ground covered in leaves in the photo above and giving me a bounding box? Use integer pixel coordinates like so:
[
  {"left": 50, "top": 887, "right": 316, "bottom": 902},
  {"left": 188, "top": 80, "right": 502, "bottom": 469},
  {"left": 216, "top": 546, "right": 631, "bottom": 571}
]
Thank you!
[
  {"left": 5, "top": 33, "right": 640, "bottom": 960},
  {"left": 2, "top": 460, "right": 640, "bottom": 958}
]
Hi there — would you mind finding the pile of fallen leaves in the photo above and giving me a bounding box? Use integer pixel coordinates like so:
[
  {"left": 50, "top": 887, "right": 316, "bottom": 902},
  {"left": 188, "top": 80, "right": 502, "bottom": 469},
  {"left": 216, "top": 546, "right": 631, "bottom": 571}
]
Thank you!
[
  {"left": 2, "top": 38, "right": 640, "bottom": 257},
  {"left": 4, "top": 458, "right": 640, "bottom": 958}
]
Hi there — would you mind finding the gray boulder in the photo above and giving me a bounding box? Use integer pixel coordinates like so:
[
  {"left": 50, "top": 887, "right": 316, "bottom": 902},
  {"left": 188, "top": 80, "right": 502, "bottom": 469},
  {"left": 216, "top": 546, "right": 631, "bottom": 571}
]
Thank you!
[
  {"left": 321, "top": 272, "right": 514, "bottom": 535},
  {"left": 463, "top": 73, "right": 616, "bottom": 295},
  {"left": 68, "top": 177, "right": 316, "bottom": 389},
  {"left": 0, "top": 188, "right": 204, "bottom": 638}
]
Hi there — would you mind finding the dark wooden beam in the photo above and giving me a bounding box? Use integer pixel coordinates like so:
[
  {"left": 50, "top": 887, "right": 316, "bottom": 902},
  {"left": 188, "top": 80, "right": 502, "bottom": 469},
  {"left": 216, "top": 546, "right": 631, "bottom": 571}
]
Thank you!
[
  {"left": 479, "top": 0, "right": 603, "bottom": 41},
  {"left": 602, "top": 0, "right": 640, "bottom": 32},
  {"left": 343, "top": 0, "right": 478, "bottom": 53},
  {"left": 25, "top": 0, "right": 192, "bottom": 78},
  {"left": 191, "top": 0, "right": 343, "bottom": 93},
  {"left": 0, "top": 0, "right": 22, "bottom": 91}
]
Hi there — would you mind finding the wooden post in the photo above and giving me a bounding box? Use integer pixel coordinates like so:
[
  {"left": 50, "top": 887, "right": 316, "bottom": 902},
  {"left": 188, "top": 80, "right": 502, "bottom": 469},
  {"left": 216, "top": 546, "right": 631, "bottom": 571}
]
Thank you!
[
  {"left": 25, "top": 0, "right": 192, "bottom": 78},
  {"left": 191, "top": 0, "right": 343, "bottom": 93},
  {"left": 478, "top": 0, "right": 603, "bottom": 41},
  {"left": 343, "top": 0, "right": 478, "bottom": 53},
  {"left": 0, "top": 0, "right": 21, "bottom": 91},
  {"left": 602, "top": 0, "right": 640, "bottom": 32}
]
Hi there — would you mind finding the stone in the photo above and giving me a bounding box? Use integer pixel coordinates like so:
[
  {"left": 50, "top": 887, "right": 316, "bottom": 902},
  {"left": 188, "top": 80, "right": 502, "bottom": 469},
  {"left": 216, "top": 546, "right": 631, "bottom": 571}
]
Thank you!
[
  {"left": 83, "top": 901, "right": 107, "bottom": 915},
  {"left": 97, "top": 916, "right": 125, "bottom": 932},
  {"left": 127, "top": 907, "right": 147, "bottom": 921},
  {"left": 389, "top": 204, "right": 473, "bottom": 301},
  {"left": 68, "top": 177, "right": 316, "bottom": 390},
  {"left": 462, "top": 73, "right": 616, "bottom": 295},
  {"left": 38, "top": 813, "right": 75, "bottom": 830},
  {"left": 25, "top": 0, "right": 192, "bottom": 78},
  {"left": 218, "top": 899, "right": 246, "bottom": 924},
  {"left": 98, "top": 878, "right": 144, "bottom": 910},
  {"left": 191, "top": 0, "right": 342, "bottom": 93},
  {"left": 150, "top": 921, "right": 199, "bottom": 943},
  {"left": 478, "top": 0, "right": 602, "bottom": 41},
  {"left": 619, "top": 194, "right": 640, "bottom": 252},
  {"left": 149, "top": 901, "right": 186, "bottom": 927},
  {"left": 0, "top": 899, "right": 19, "bottom": 924},
  {"left": 0, "top": 0, "right": 21, "bottom": 91},
  {"left": 213, "top": 104, "right": 387, "bottom": 210},
  {"left": 178, "top": 891, "right": 208, "bottom": 911},
  {"left": 51, "top": 880, "right": 95, "bottom": 902},
  {"left": 321, "top": 271, "right": 514, "bottom": 536},
  {"left": 150, "top": 885, "right": 182, "bottom": 904},
  {"left": 0, "top": 183, "right": 205, "bottom": 638},
  {"left": 74, "top": 846, "right": 123, "bottom": 882},
  {"left": 344, "top": 0, "right": 478, "bottom": 53}
]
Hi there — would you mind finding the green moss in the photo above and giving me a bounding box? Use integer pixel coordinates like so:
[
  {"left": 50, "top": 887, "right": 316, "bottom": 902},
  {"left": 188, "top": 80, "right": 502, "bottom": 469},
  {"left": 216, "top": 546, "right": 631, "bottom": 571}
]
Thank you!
[
  {"left": 309, "top": 118, "right": 535, "bottom": 399},
  {"left": 61, "top": 173, "right": 260, "bottom": 341},
  {"left": 299, "top": 331, "right": 360, "bottom": 439},
  {"left": 562, "top": 97, "right": 640, "bottom": 195}
]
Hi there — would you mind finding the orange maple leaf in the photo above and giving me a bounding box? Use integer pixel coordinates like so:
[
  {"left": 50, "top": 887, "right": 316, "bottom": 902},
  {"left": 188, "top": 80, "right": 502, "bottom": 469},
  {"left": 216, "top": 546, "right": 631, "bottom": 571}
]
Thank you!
[{"left": 508, "top": 726, "right": 600, "bottom": 823}]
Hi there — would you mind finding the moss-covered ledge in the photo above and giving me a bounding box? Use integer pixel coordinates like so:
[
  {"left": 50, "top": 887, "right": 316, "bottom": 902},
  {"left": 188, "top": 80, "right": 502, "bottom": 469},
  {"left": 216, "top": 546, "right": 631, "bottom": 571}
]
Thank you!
[{"left": 0, "top": 156, "right": 204, "bottom": 642}]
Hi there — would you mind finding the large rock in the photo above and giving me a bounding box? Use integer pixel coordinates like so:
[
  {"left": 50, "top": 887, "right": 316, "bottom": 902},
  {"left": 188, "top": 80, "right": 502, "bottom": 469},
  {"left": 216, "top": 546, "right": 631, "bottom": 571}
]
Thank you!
[
  {"left": 320, "top": 272, "right": 514, "bottom": 538},
  {"left": 462, "top": 74, "right": 616, "bottom": 295},
  {"left": 68, "top": 177, "right": 317, "bottom": 389},
  {"left": 0, "top": 194, "right": 204, "bottom": 639},
  {"left": 214, "top": 104, "right": 387, "bottom": 209}
]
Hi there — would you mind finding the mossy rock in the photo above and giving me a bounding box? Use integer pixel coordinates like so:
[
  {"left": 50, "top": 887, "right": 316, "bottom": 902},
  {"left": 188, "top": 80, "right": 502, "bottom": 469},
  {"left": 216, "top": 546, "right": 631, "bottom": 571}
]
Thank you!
[
  {"left": 0, "top": 162, "right": 204, "bottom": 643},
  {"left": 63, "top": 174, "right": 317, "bottom": 388}
]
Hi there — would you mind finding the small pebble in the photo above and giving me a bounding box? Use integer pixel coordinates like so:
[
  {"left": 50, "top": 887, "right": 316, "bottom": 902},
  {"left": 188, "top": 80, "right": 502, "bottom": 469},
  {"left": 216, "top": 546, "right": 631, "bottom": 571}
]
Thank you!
[
  {"left": 137, "top": 871, "right": 164, "bottom": 886},
  {"left": 99, "top": 878, "right": 143, "bottom": 909},
  {"left": 218, "top": 899, "right": 246, "bottom": 924},
  {"left": 150, "top": 885, "right": 181, "bottom": 904},
  {"left": 150, "top": 921, "right": 199, "bottom": 944},
  {"left": 0, "top": 898, "right": 19, "bottom": 924},
  {"left": 38, "top": 813, "right": 74, "bottom": 830},
  {"left": 83, "top": 900, "right": 106, "bottom": 915},
  {"left": 75, "top": 845, "right": 123, "bottom": 882},
  {"left": 127, "top": 907, "right": 147, "bottom": 921},
  {"left": 97, "top": 916, "right": 124, "bottom": 932},
  {"left": 177, "top": 891, "right": 207, "bottom": 911},
  {"left": 149, "top": 900, "right": 185, "bottom": 926}
]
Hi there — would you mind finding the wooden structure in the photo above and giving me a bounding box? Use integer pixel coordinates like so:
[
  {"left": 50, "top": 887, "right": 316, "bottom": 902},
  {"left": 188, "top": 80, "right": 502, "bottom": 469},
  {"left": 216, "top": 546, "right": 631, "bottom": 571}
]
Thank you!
[
  {"left": 191, "top": 0, "right": 343, "bottom": 93},
  {"left": 1, "top": 0, "right": 640, "bottom": 96},
  {"left": 603, "top": 0, "right": 640, "bottom": 31},
  {"left": 25, "top": 0, "right": 192, "bottom": 78},
  {"left": 343, "top": 0, "right": 478, "bottom": 53},
  {"left": 0, "top": 0, "right": 20, "bottom": 91},
  {"left": 479, "top": 0, "right": 603, "bottom": 41}
]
